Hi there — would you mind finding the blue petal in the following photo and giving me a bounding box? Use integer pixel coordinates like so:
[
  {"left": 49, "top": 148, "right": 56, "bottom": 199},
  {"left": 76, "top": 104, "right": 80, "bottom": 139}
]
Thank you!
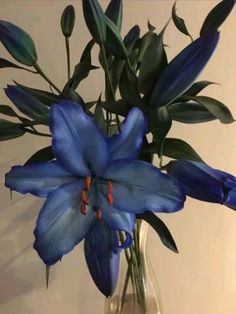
[
  {"left": 225, "top": 186, "right": 236, "bottom": 210},
  {"left": 109, "top": 108, "right": 146, "bottom": 161},
  {"left": 84, "top": 221, "right": 120, "bottom": 297},
  {"left": 150, "top": 32, "right": 219, "bottom": 107},
  {"left": 34, "top": 181, "right": 96, "bottom": 265},
  {"left": 167, "top": 160, "right": 226, "bottom": 203},
  {"left": 50, "top": 101, "right": 110, "bottom": 177},
  {"left": 5, "top": 85, "right": 49, "bottom": 122},
  {"left": 5, "top": 161, "right": 75, "bottom": 197},
  {"left": 101, "top": 159, "right": 185, "bottom": 213}
]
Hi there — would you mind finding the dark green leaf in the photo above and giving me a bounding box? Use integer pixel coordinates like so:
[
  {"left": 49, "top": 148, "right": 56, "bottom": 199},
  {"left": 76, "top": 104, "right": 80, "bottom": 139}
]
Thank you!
[
  {"left": 69, "top": 63, "right": 99, "bottom": 90},
  {"left": 0, "top": 58, "right": 31, "bottom": 71},
  {"left": 137, "top": 31, "right": 155, "bottom": 64},
  {"left": 80, "top": 39, "right": 95, "bottom": 65},
  {"left": 185, "top": 96, "right": 235, "bottom": 124},
  {"left": 119, "top": 66, "right": 142, "bottom": 106},
  {"left": 102, "top": 98, "right": 131, "bottom": 116},
  {"left": 168, "top": 101, "right": 216, "bottom": 123},
  {"left": 0, "top": 104, "right": 19, "bottom": 117},
  {"left": 105, "top": 0, "right": 123, "bottom": 30},
  {"left": 172, "top": 2, "right": 193, "bottom": 41},
  {"left": 138, "top": 25, "right": 168, "bottom": 94},
  {"left": 61, "top": 5, "right": 75, "bottom": 37},
  {"left": 94, "top": 96, "right": 106, "bottom": 134},
  {"left": 82, "top": 0, "right": 106, "bottom": 44},
  {"left": 143, "top": 138, "right": 203, "bottom": 162},
  {"left": 148, "top": 106, "right": 172, "bottom": 147},
  {"left": 137, "top": 211, "right": 178, "bottom": 253},
  {"left": 176, "top": 80, "right": 218, "bottom": 102},
  {"left": 200, "top": 0, "right": 235, "bottom": 36},
  {"left": 124, "top": 25, "right": 140, "bottom": 50},
  {"left": 147, "top": 20, "right": 156, "bottom": 32},
  {"left": 0, "top": 20, "right": 37, "bottom": 66},
  {"left": 0, "top": 119, "right": 25, "bottom": 141},
  {"left": 25, "top": 146, "right": 54, "bottom": 165},
  {"left": 105, "top": 16, "right": 127, "bottom": 58},
  {"left": 14, "top": 82, "right": 60, "bottom": 106}
]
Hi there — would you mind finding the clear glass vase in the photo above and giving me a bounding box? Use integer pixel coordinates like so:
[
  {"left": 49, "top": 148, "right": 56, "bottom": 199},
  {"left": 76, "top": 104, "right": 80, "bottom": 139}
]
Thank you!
[{"left": 104, "top": 221, "right": 163, "bottom": 314}]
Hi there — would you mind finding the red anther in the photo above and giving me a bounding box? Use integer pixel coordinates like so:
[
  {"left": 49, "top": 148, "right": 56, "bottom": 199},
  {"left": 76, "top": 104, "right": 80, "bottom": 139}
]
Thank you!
[
  {"left": 108, "top": 181, "right": 113, "bottom": 194},
  {"left": 107, "top": 193, "right": 113, "bottom": 206},
  {"left": 85, "top": 176, "right": 91, "bottom": 191},
  {"left": 80, "top": 190, "right": 88, "bottom": 205},
  {"left": 80, "top": 202, "right": 86, "bottom": 215},
  {"left": 96, "top": 209, "right": 102, "bottom": 220}
]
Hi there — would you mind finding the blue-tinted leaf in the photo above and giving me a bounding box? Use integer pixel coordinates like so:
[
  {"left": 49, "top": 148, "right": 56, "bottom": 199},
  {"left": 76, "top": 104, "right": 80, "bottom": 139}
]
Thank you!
[
  {"left": 172, "top": 2, "right": 193, "bottom": 41},
  {"left": 168, "top": 101, "right": 216, "bottom": 124},
  {"left": 0, "top": 57, "right": 33, "bottom": 72},
  {"left": 137, "top": 212, "right": 178, "bottom": 253},
  {"left": 0, "top": 20, "right": 37, "bottom": 66},
  {"left": 200, "top": 0, "right": 235, "bottom": 36},
  {"left": 149, "top": 32, "right": 219, "bottom": 107},
  {"left": 82, "top": 0, "right": 106, "bottom": 44},
  {"left": 94, "top": 96, "right": 106, "bottom": 134},
  {"left": 105, "top": 0, "right": 123, "bottom": 31},
  {"left": 14, "top": 82, "right": 60, "bottom": 106},
  {"left": 5, "top": 85, "right": 49, "bottom": 122},
  {"left": 61, "top": 5, "right": 75, "bottom": 37}
]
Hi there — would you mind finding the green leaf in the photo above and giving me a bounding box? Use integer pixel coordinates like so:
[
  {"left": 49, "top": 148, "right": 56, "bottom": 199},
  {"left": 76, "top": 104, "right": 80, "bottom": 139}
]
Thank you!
[
  {"left": 119, "top": 66, "right": 142, "bottom": 106},
  {"left": 0, "top": 20, "right": 37, "bottom": 66},
  {"left": 200, "top": 0, "right": 235, "bottom": 36},
  {"left": 102, "top": 98, "right": 131, "bottom": 116},
  {"left": 172, "top": 2, "right": 193, "bottom": 41},
  {"left": 69, "top": 63, "right": 99, "bottom": 90},
  {"left": 185, "top": 96, "right": 235, "bottom": 124},
  {"left": 137, "top": 211, "right": 178, "bottom": 253},
  {"left": 105, "top": 0, "right": 123, "bottom": 30},
  {"left": 0, "top": 104, "right": 19, "bottom": 117},
  {"left": 25, "top": 146, "right": 54, "bottom": 165},
  {"left": 14, "top": 82, "right": 60, "bottom": 106},
  {"left": 176, "top": 80, "right": 218, "bottom": 102},
  {"left": 0, "top": 119, "right": 25, "bottom": 141},
  {"left": 138, "top": 25, "right": 168, "bottom": 94},
  {"left": 148, "top": 105, "right": 172, "bottom": 146},
  {"left": 144, "top": 138, "right": 203, "bottom": 162},
  {"left": 61, "top": 5, "right": 76, "bottom": 37},
  {"left": 80, "top": 39, "right": 95, "bottom": 65},
  {"left": 147, "top": 20, "right": 156, "bottom": 32},
  {"left": 94, "top": 96, "right": 106, "bottom": 134},
  {"left": 82, "top": 0, "right": 107, "bottom": 44},
  {"left": 105, "top": 15, "right": 128, "bottom": 58},
  {"left": 168, "top": 101, "right": 216, "bottom": 124},
  {"left": 137, "top": 30, "right": 155, "bottom": 64},
  {"left": 0, "top": 58, "right": 32, "bottom": 71}
]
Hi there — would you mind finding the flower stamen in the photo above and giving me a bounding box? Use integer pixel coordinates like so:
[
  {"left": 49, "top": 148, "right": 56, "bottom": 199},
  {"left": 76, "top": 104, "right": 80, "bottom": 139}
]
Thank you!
[
  {"left": 85, "top": 176, "right": 92, "bottom": 191},
  {"left": 96, "top": 209, "right": 102, "bottom": 220},
  {"left": 107, "top": 181, "right": 113, "bottom": 206}
]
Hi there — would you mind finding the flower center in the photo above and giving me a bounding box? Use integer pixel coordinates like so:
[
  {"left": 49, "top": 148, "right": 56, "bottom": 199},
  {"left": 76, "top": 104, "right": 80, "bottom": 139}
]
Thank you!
[{"left": 80, "top": 177, "right": 114, "bottom": 220}]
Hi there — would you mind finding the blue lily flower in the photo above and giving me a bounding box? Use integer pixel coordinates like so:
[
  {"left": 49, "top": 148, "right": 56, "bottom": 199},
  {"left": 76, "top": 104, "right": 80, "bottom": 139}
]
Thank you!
[
  {"left": 167, "top": 160, "right": 236, "bottom": 209},
  {"left": 5, "top": 101, "right": 185, "bottom": 295}
]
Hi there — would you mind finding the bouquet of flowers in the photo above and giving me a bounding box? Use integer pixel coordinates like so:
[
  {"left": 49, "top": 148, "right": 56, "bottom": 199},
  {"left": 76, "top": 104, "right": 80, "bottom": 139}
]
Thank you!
[{"left": 0, "top": 0, "right": 235, "bottom": 313}]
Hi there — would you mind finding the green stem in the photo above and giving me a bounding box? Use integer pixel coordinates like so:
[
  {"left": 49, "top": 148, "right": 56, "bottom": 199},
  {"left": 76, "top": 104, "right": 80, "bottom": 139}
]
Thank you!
[
  {"left": 100, "top": 44, "right": 121, "bottom": 133},
  {"left": 34, "top": 63, "right": 61, "bottom": 94},
  {"left": 65, "top": 37, "right": 71, "bottom": 80},
  {"left": 24, "top": 128, "right": 51, "bottom": 137}
]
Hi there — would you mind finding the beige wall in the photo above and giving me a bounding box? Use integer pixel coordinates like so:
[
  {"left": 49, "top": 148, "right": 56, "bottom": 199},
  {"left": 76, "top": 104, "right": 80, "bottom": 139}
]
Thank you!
[{"left": 0, "top": 1, "right": 235, "bottom": 314}]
